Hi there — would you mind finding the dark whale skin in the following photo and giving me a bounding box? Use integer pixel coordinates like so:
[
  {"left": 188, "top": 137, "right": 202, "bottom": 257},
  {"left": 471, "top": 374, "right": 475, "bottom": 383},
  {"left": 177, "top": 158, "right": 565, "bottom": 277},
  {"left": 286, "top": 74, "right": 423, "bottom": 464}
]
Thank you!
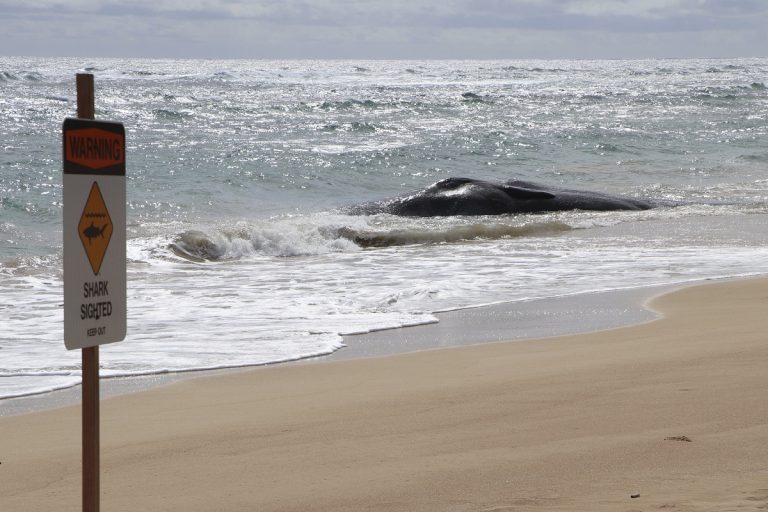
[{"left": 346, "top": 177, "right": 654, "bottom": 217}]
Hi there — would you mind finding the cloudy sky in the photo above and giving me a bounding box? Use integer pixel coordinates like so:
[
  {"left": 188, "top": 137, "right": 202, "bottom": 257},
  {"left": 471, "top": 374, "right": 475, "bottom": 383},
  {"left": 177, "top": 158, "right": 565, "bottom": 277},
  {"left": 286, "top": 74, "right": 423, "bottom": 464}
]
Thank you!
[{"left": 1, "top": 0, "right": 767, "bottom": 60}]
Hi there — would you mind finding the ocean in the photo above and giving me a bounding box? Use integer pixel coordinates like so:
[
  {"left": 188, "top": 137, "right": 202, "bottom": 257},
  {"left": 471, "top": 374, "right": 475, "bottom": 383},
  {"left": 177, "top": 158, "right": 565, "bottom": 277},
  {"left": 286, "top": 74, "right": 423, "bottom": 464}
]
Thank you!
[{"left": 2, "top": 57, "right": 768, "bottom": 400}]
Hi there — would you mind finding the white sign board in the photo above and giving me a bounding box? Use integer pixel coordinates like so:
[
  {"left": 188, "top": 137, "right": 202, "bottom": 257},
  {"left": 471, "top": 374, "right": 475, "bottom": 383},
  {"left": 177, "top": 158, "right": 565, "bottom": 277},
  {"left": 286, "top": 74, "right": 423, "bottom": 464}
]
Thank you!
[{"left": 63, "top": 118, "right": 126, "bottom": 349}]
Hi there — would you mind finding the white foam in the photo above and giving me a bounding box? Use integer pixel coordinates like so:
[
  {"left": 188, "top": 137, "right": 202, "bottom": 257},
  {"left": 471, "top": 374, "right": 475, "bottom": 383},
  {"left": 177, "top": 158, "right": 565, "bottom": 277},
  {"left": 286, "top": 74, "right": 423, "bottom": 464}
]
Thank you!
[{"left": 6, "top": 210, "right": 768, "bottom": 399}]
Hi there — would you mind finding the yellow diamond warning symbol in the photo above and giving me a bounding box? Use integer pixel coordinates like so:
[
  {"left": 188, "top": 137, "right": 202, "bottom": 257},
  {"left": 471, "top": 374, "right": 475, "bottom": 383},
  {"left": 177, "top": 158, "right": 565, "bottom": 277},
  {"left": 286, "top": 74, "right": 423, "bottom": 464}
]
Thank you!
[{"left": 78, "top": 181, "right": 113, "bottom": 275}]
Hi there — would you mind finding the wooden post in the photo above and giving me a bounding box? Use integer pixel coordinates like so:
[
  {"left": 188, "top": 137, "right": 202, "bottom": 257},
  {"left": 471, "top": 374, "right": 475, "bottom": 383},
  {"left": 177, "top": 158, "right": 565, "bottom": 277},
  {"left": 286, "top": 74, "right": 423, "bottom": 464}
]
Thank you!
[
  {"left": 77, "top": 74, "right": 95, "bottom": 119},
  {"left": 82, "top": 346, "right": 99, "bottom": 512},
  {"left": 77, "top": 72, "right": 100, "bottom": 512}
]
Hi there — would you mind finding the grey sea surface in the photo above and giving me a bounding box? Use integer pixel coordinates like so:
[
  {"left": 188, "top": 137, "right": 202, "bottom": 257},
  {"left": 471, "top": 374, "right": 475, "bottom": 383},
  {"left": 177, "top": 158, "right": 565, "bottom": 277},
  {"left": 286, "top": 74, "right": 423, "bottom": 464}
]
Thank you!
[{"left": 2, "top": 57, "right": 768, "bottom": 400}]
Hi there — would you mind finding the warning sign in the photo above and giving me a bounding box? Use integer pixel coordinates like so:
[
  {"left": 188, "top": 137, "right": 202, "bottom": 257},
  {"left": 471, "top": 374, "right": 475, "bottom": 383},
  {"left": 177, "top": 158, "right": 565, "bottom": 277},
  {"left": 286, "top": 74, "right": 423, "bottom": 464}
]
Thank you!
[
  {"left": 64, "top": 127, "right": 123, "bottom": 171},
  {"left": 63, "top": 118, "right": 126, "bottom": 350},
  {"left": 63, "top": 118, "right": 125, "bottom": 175},
  {"left": 78, "top": 182, "right": 114, "bottom": 275}
]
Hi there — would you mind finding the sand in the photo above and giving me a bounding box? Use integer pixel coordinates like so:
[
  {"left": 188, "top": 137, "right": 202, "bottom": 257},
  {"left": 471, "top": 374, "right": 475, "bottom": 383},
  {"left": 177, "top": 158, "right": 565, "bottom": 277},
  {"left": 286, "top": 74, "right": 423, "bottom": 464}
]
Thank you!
[{"left": 2, "top": 278, "right": 768, "bottom": 511}]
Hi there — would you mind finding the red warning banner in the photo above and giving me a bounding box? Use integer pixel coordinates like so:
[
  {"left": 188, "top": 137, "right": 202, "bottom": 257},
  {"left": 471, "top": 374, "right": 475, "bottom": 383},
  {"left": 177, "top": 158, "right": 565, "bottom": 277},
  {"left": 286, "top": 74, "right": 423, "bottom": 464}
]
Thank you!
[{"left": 63, "top": 118, "right": 125, "bottom": 175}]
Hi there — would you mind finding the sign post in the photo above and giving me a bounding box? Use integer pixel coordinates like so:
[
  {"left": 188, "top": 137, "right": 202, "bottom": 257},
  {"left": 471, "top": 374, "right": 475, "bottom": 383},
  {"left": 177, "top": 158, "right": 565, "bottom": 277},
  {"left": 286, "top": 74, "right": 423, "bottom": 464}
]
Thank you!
[{"left": 63, "top": 73, "right": 127, "bottom": 512}]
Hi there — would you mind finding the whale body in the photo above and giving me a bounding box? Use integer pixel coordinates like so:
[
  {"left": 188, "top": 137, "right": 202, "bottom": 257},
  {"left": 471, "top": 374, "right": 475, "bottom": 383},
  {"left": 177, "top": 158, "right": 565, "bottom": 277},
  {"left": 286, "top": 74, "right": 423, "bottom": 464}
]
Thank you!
[{"left": 346, "top": 177, "right": 654, "bottom": 217}]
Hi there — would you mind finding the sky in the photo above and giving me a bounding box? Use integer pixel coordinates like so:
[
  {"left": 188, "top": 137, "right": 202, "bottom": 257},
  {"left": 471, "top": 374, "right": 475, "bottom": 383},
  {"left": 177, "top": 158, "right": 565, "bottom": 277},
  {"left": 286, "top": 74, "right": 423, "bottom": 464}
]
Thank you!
[{"left": 1, "top": 0, "right": 767, "bottom": 60}]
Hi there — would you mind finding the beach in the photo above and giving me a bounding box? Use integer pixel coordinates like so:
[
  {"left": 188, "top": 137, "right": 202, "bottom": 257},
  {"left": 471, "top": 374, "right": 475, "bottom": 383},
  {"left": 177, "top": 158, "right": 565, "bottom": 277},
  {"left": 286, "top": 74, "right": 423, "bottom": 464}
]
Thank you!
[{"left": 2, "top": 277, "right": 768, "bottom": 511}]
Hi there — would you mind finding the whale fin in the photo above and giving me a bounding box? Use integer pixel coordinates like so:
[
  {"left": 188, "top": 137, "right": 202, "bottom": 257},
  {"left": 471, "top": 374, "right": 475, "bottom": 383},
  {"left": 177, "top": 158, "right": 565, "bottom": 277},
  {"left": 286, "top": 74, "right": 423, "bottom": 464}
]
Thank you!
[{"left": 501, "top": 185, "right": 556, "bottom": 200}]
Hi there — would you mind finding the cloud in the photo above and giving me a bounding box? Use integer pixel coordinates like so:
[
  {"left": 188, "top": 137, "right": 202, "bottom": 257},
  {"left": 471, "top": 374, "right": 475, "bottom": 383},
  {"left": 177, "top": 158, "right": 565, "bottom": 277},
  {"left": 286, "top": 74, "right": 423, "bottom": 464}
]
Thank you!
[
  {"left": 0, "top": 0, "right": 766, "bottom": 58},
  {"left": 4, "top": 0, "right": 766, "bottom": 26}
]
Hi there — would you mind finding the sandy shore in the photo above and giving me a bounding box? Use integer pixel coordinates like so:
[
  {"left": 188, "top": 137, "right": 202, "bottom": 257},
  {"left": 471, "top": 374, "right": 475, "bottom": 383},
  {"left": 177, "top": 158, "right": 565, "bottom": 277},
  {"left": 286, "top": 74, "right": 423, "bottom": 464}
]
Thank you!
[
  {"left": 1, "top": 284, "right": 664, "bottom": 416},
  {"left": 3, "top": 278, "right": 768, "bottom": 511}
]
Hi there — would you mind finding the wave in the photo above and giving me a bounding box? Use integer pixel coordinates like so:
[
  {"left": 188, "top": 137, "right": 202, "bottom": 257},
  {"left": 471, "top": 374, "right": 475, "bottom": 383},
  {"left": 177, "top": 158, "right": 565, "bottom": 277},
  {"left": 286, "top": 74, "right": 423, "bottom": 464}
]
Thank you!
[
  {"left": 528, "top": 67, "right": 567, "bottom": 73},
  {"left": 162, "top": 218, "right": 574, "bottom": 262},
  {"left": 461, "top": 92, "right": 495, "bottom": 104},
  {"left": 0, "top": 370, "right": 79, "bottom": 378},
  {"left": 318, "top": 99, "right": 378, "bottom": 110},
  {"left": 590, "top": 142, "right": 643, "bottom": 155},
  {"left": 150, "top": 196, "right": 765, "bottom": 264},
  {"left": 691, "top": 83, "right": 766, "bottom": 101},
  {"left": 305, "top": 98, "right": 430, "bottom": 112},
  {"left": 739, "top": 153, "right": 768, "bottom": 163},
  {"left": 0, "top": 71, "right": 44, "bottom": 82},
  {"left": 123, "top": 70, "right": 168, "bottom": 77},
  {"left": 461, "top": 92, "right": 483, "bottom": 102},
  {"left": 0, "top": 197, "right": 59, "bottom": 220},
  {"left": 212, "top": 71, "right": 236, "bottom": 80},
  {"left": 321, "top": 121, "right": 379, "bottom": 133},
  {"left": 169, "top": 230, "right": 226, "bottom": 262},
  {"left": 153, "top": 108, "right": 193, "bottom": 120},
  {"left": 167, "top": 222, "right": 359, "bottom": 262},
  {"left": 336, "top": 222, "right": 573, "bottom": 248},
  {"left": 0, "top": 252, "right": 62, "bottom": 276}
]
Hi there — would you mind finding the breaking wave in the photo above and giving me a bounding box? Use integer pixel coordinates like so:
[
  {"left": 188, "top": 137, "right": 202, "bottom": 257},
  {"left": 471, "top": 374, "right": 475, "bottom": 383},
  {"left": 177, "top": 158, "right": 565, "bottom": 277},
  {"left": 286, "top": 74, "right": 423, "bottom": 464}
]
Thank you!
[
  {"left": 167, "top": 221, "right": 358, "bottom": 262},
  {"left": 165, "top": 219, "right": 573, "bottom": 262}
]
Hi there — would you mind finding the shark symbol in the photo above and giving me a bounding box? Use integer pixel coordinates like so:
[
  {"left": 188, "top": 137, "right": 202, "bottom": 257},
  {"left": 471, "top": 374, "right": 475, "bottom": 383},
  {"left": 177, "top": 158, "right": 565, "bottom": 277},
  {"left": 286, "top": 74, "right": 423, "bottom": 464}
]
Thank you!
[{"left": 82, "top": 222, "right": 108, "bottom": 245}]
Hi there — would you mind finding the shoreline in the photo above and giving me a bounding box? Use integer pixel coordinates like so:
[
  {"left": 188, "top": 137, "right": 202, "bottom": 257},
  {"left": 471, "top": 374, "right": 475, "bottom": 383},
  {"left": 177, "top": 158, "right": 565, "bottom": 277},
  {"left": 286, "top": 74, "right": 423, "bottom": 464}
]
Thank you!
[
  {"left": 333, "top": 282, "right": 676, "bottom": 361},
  {"left": 2, "top": 276, "right": 768, "bottom": 510},
  {"left": 1, "top": 281, "right": 679, "bottom": 416}
]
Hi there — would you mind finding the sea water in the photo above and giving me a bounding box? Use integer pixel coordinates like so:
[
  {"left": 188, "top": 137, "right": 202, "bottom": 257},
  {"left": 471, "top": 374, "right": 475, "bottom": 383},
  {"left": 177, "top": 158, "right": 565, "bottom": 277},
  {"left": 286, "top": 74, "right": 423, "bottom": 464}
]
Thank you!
[{"left": 2, "top": 57, "right": 768, "bottom": 400}]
